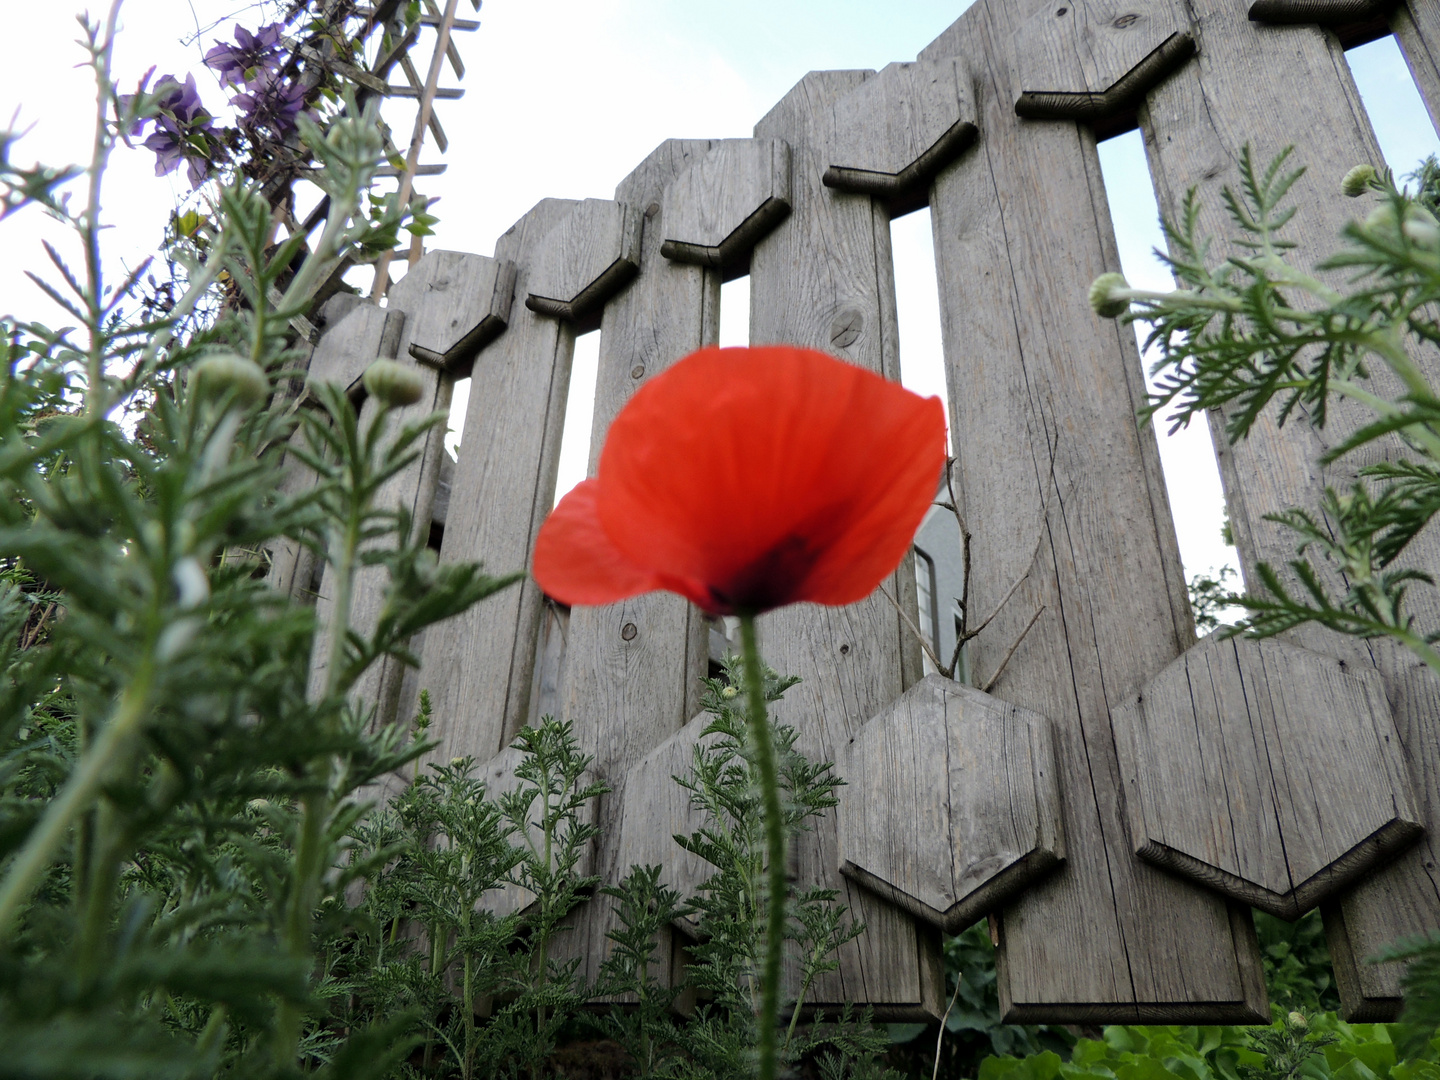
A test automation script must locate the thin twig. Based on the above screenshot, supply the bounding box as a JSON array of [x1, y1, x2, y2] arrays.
[[963, 478, 1057, 646], [980, 605, 1046, 695], [879, 583, 945, 674], [933, 974, 963, 1080]]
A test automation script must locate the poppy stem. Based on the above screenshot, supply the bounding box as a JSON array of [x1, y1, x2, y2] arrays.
[[738, 611, 785, 1080]]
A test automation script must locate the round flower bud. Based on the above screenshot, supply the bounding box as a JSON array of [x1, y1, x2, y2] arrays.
[[192, 353, 268, 407], [1366, 203, 1399, 234], [1089, 272, 1131, 319], [1287, 1010, 1308, 1031], [721, 685, 739, 699], [363, 358, 425, 407], [1341, 164, 1377, 198], [1403, 207, 1440, 248], [449, 756, 466, 768]]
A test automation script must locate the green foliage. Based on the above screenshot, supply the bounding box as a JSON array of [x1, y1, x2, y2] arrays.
[[0, 17, 515, 1079], [1098, 147, 1440, 674], [977, 1013, 1440, 1080], [1188, 565, 1242, 634], [589, 656, 901, 1079], [1256, 911, 1339, 1014], [887, 922, 1075, 1078]]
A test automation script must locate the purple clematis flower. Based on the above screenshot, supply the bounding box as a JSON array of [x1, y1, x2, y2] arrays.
[[232, 69, 311, 137], [130, 74, 215, 188], [204, 23, 285, 90]]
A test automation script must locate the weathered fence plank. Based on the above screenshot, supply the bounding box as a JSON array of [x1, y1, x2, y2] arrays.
[[1138, 0, 1440, 1019], [1113, 637, 1421, 919], [311, 252, 507, 721], [420, 199, 580, 765], [821, 57, 978, 215], [837, 675, 1064, 934], [919, 0, 1267, 1023], [746, 67, 940, 1019], [659, 138, 791, 272], [1393, 0, 1440, 135], [554, 139, 722, 989]]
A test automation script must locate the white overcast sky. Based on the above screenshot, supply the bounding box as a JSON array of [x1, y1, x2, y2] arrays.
[[3, 1, 1437, 591]]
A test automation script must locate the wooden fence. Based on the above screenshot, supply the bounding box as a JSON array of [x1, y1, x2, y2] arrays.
[[273, 0, 1440, 1025]]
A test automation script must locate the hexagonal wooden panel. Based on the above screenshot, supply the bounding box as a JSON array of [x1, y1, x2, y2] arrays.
[[1112, 636, 1423, 919], [822, 58, 978, 215], [611, 711, 723, 939], [525, 198, 643, 325], [399, 250, 516, 376], [1012, 0, 1195, 125], [837, 675, 1064, 933], [659, 138, 792, 273]]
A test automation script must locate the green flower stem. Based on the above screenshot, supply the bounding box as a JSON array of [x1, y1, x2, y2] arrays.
[[738, 612, 785, 1080], [0, 653, 156, 938], [274, 405, 385, 1065]]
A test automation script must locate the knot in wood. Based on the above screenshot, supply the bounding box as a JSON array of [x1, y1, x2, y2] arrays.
[[839, 643, 850, 655], [1112, 13, 1140, 27], [830, 309, 863, 350], [1055, 6, 1068, 15], [630, 363, 646, 380], [620, 622, 638, 641]]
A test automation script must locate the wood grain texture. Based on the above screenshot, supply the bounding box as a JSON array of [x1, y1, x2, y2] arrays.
[[553, 138, 720, 991], [822, 58, 979, 217], [1012, 0, 1194, 131], [659, 138, 792, 273], [1393, 0, 1440, 137], [1138, 0, 1440, 1018], [744, 67, 941, 1020], [919, 0, 1266, 1024], [1113, 636, 1421, 919], [267, 302, 395, 600], [1014, 0, 1191, 95], [837, 674, 1064, 934], [418, 199, 579, 768], [611, 711, 720, 941], [524, 198, 643, 329], [399, 249, 516, 376]]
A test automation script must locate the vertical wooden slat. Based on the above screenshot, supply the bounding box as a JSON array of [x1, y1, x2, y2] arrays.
[[1138, 0, 1440, 1020], [556, 139, 720, 988], [420, 199, 580, 764], [1392, 0, 1440, 135], [746, 68, 940, 1019], [919, 0, 1266, 1023]]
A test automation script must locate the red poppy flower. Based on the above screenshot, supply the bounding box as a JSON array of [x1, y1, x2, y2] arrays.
[[533, 345, 946, 616]]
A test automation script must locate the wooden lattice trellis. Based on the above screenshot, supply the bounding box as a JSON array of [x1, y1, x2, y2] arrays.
[[275, 0, 1440, 1025]]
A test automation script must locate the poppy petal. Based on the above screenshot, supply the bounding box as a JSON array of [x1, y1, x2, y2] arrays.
[[532, 480, 670, 606], [595, 346, 946, 612]]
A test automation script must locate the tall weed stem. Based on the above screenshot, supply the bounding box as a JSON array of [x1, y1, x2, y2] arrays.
[[738, 612, 785, 1080]]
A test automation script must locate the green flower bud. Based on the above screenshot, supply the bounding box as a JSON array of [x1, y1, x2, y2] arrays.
[[1366, 203, 1398, 233], [1341, 164, 1377, 198], [721, 685, 739, 699], [1287, 1010, 1308, 1031], [1089, 272, 1131, 318], [362, 358, 425, 407], [449, 756, 466, 768], [192, 353, 268, 407], [1403, 207, 1439, 248]]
